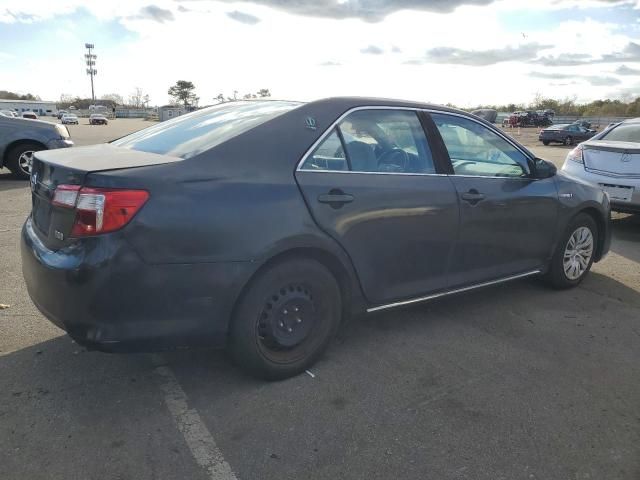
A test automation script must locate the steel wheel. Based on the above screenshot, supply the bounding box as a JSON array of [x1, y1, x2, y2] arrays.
[[229, 258, 341, 380], [563, 226, 594, 280]]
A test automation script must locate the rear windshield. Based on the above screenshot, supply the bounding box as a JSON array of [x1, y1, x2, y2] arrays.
[[600, 123, 640, 143], [112, 100, 302, 159]]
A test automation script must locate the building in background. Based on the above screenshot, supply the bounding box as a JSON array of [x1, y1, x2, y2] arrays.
[[158, 105, 185, 122], [0, 99, 58, 116]]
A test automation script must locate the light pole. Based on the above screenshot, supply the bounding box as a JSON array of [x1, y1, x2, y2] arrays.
[[85, 43, 97, 104]]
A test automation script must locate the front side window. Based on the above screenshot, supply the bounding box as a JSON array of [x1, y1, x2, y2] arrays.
[[431, 113, 529, 178], [113, 100, 302, 159]]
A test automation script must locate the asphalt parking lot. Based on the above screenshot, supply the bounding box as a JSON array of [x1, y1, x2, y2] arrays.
[[1, 120, 639, 480]]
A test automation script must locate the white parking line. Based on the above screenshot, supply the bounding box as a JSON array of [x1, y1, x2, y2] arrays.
[[152, 355, 238, 480]]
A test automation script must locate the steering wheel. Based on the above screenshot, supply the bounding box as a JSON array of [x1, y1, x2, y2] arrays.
[[377, 148, 409, 172]]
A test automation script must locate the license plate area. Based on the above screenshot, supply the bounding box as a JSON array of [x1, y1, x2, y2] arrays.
[[600, 184, 634, 202]]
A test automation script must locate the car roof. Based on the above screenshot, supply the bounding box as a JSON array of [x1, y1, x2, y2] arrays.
[[621, 117, 640, 125]]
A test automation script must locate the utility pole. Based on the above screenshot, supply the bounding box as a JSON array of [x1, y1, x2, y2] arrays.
[[85, 43, 97, 103]]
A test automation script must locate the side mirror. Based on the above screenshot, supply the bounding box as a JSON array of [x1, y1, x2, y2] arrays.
[[534, 158, 557, 179]]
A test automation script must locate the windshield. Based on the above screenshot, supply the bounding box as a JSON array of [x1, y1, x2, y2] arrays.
[[600, 123, 640, 143], [112, 100, 302, 158]]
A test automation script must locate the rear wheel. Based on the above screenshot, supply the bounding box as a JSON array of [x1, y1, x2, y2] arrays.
[[542, 140, 550, 146], [6, 142, 42, 180], [544, 213, 597, 289], [228, 258, 342, 380], [564, 136, 573, 146]]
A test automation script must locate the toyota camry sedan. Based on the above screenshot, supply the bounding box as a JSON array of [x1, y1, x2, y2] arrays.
[[22, 98, 611, 379]]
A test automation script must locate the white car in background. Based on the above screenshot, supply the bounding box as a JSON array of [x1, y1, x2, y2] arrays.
[[61, 113, 79, 125], [563, 118, 640, 214], [0, 109, 18, 118]]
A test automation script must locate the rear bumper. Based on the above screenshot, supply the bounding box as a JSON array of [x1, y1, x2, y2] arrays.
[[562, 161, 640, 213], [21, 217, 252, 352]]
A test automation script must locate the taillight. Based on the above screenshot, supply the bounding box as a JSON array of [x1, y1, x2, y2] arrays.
[[53, 185, 149, 236], [567, 145, 584, 164]]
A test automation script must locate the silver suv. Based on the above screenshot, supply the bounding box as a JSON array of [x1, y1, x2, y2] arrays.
[[0, 116, 73, 179]]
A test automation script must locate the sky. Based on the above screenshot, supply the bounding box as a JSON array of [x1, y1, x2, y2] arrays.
[[0, 0, 639, 107]]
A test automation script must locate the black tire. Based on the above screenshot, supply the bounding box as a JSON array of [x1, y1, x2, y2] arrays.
[[228, 258, 342, 380], [542, 140, 550, 146], [543, 213, 598, 289], [564, 136, 573, 146], [5, 142, 42, 180]]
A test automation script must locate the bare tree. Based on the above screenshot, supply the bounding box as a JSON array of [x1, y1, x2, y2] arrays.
[[101, 93, 124, 105], [129, 87, 145, 108]]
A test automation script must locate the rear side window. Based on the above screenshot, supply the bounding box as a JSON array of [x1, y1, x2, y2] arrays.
[[601, 124, 640, 142], [112, 101, 302, 159], [300, 109, 436, 174], [302, 129, 348, 171]]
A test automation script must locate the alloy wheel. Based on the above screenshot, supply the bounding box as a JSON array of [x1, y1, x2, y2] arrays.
[[18, 151, 34, 175], [563, 226, 594, 280]]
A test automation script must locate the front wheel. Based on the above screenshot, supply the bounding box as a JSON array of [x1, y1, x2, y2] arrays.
[[543, 213, 597, 289], [228, 258, 342, 380], [6, 142, 42, 180], [542, 140, 550, 146]]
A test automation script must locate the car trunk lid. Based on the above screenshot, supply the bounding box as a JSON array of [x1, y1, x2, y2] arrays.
[[583, 141, 640, 176], [30, 144, 181, 250]]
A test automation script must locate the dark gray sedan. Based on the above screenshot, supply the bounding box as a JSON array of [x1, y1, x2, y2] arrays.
[[21, 98, 611, 379], [0, 115, 73, 178], [539, 123, 597, 146]]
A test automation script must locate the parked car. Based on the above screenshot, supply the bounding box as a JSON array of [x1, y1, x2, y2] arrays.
[[61, 114, 79, 125], [0, 115, 73, 179], [562, 117, 639, 214], [22, 98, 611, 379], [471, 109, 497, 123], [0, 109, 18, 118], [539, 124, 597, 146], [57, 110, 68, 119], [89, 114, 108, 125], [571, 120, 592, 130], [21, 111, 38, 120], [505, 111, 552, 128]]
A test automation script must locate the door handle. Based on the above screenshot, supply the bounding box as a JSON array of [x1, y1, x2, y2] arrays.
[[461, 190, 485, 205], [318, 190, 354, 207]]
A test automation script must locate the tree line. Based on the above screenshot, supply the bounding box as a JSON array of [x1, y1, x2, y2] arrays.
[[468, 94, 640, 117], [167, 80, 271, 108], [0, 90, 41, 101]]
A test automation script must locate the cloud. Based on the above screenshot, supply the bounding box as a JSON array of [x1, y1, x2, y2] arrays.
[[533, 53, 592, 67], [615, 64, 640, 75], [319, 61, 342, 66], [530, 71, 621, 86], [391, 45, 402, 53], [202, 0, 632, 22], [177, 5, 190, 12], [226, 10, 260, 24], [360, 45, 384, 55], [129, 5, 175, 23], [533, 42, 640, 66], [421, 43, 551, 66]]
